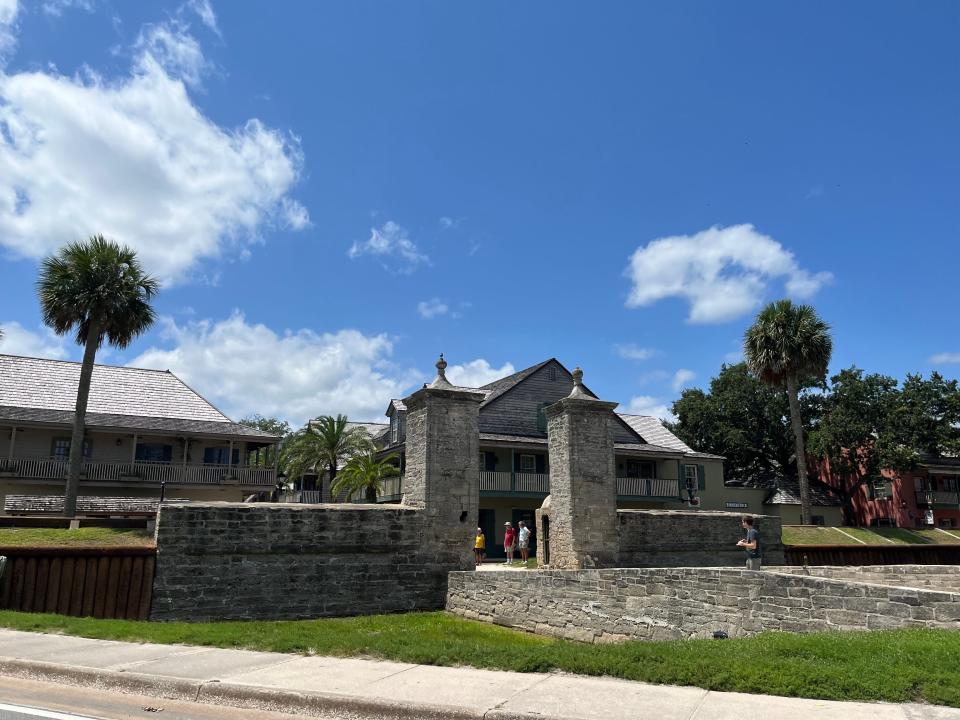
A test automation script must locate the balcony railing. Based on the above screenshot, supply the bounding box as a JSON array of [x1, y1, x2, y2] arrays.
[[915, 490, 960, 507], [616, 477, 681, 498], [0, 455, 276, 486]]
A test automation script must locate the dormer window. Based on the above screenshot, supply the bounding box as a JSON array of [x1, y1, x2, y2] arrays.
[[390, 414, 399, 443]]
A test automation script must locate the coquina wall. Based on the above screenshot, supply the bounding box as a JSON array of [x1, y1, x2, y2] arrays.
[[775, 564, 960, 592], [446, 567, 960, 643], [151, 503, 449, 621], [616, 509, 785, 567]]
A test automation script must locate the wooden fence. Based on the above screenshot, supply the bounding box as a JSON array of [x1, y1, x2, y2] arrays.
[[0, 546, 156, 620], [785, 544, 960, 566]]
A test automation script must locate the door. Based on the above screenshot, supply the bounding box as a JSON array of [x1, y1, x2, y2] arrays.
[[478, 508, 499, 559], [512, 508, 537, 557]]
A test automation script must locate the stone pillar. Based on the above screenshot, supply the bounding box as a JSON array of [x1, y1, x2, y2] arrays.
[[403, 354, 484, 571], [539, 367, 619, 569]]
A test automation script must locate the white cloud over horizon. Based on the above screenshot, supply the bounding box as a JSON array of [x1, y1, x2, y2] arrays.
[[930, 352, 960, 364], [613, 343, 656, 361], [624, 395, 675, 422], [0, 9, 308, 285], [348, 221, 429, 274], [0, 0, 19, 60], [625, 224, 832, 323], [130, 313, 423, 426], [672, 368, 696, 392], [445, 358, 515, 389], [0, 321, 67, 359], [417, 298, 449, 319]]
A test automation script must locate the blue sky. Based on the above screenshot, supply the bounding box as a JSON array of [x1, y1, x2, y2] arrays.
[[0, 0, 957, 425]]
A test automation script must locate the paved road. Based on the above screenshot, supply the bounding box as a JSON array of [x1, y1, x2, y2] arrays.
[[0, 629, 957, 719]]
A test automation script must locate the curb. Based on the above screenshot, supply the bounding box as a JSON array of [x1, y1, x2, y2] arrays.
[[0, 656, 489, 720]]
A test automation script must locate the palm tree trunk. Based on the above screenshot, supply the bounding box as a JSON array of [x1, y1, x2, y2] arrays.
[[365, 484, 377, 503], [785, 373, 812, 525], [328, 462, 337, 502], [64, 319, 101, 518]]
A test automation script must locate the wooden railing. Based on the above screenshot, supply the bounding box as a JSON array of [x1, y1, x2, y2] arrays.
[[0, 456, 275, 486], [0, 546, 156, 619], [479, 471, 513, 492], [514, 472, 549, 493], [616, 477, 680, 498]]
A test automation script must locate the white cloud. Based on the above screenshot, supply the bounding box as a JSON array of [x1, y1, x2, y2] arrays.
[[186, 0, 219, 35], [614, 343, 656, 361], [445, 359, 515, 388], [624, 224, 832, 323], [672, 369, 696, 392], [439, 216, 458, 230], [0, 16, 308, 284], [417, 298, 449, 319], [930, 353, 960, 364], [0, 321, 68, 359], [0, 0, 19, 61], [348, 221, 429, 273], [41, 0, 95, 18], [130, 313, 421, 426], [624, 395, 675, 422]]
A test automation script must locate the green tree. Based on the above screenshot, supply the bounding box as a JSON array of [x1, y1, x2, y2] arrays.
[[281, 415, 372, 500], [38, 236, 159, 517], [808, 368, 909, 524], [744, 300, 832, 524], [331, 451, 400, 503], [892, 372, 960, 458], [670, 363, 807, 483], [240, 415, 292, 468]]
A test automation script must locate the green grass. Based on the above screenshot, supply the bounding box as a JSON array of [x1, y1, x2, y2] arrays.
[[0, 610, 958, 707], [781, 525, 960, 546], [0, 527, 154, 548], [781, 526, 863, 545], [912, 528, 960, 544]]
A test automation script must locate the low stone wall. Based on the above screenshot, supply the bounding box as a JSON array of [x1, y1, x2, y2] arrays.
[[151, 502, 457, 621], [446, 567, 960, 643], [776, 565, 960, 592], [616, 510, 785, 567]]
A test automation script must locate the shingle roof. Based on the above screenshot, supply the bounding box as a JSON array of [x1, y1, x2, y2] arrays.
[[617, 414, 693, 452], [729, 474, 842, 507], [346, 421, 389, 438], [0, 354, 276, 441], [478, 359, 554, 407]]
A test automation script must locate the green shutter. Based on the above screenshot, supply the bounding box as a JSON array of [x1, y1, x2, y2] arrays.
[[536, 403, 547, 433], [678, 461, 684, 498], [698, 464, 706, 491]]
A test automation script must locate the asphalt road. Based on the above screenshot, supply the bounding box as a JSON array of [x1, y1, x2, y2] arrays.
[[0, 676, 312, 720]]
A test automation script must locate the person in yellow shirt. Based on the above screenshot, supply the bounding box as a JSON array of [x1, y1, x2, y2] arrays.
[[474, 527, 486, 567]]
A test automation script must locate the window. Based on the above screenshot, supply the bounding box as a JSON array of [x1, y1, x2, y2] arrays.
[[203, 446, 239, 465], [945, 477, 958, 492], [51, 437, 92, 460], [519, 454, 536, 473], [390, 414, 399, 444], [870, 477, 893, 500], [136, 443, 173, 463], [939, 518, 956, 528], [536, 403, 548, 433], [548, 366, 558, 382], [684, 464, 699, 489]]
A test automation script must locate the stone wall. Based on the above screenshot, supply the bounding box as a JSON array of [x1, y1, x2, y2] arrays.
[[151, 502, 450, 621], [776, 564, 960, 592], [617, 509, 785, 567], [446, 567, 960, 643]]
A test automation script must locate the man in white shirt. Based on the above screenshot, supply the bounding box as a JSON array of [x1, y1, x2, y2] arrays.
[[517, 521, 532, 566]]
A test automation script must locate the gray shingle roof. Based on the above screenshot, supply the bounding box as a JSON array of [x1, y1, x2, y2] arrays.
[[0, 354, 276, 441], [729, 474, 842, 507], [617, 414, 693, 452], [478, 359, 554, 407]]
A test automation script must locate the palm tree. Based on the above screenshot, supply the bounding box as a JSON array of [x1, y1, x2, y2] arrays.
[[281, 415, 372, 500], [331, 452, 400, 503], [37, 236, 159, 517], [744, 299, 832, 524]]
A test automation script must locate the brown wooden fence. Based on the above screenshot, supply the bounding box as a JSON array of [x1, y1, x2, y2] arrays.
[[785, 544, 960, 566], [0, 546, 156, 620]]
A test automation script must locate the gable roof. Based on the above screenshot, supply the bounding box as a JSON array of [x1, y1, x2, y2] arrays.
[[478, 359, 555, 407], [618, 414, 693, 453], [0, 354, 276, 441]]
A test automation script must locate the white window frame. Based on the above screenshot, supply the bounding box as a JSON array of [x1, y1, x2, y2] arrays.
[[519, 454, 536, 473], [684, 464, 698, 488]]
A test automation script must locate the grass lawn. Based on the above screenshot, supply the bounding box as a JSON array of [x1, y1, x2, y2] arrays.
[[781, 526, 864, 545], [913, 528, 960, 544], [0, 610, 958, 707], [781, 525, 960, 546], [0, 527, 154, 548]]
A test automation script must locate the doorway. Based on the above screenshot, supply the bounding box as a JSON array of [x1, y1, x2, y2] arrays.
[[478, 508, 498, 560], [512, 508, 537, 557]]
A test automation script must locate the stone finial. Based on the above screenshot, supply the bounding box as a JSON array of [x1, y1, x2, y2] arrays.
[[567, 366, 592, 400], [427, 353, 454, 389]]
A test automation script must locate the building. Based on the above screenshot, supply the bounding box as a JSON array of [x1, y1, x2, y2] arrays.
[[723, 474, 844, 526], [0, 354, 279, 511], [374, 358, 731, 557], [820, 455, 960, 529]]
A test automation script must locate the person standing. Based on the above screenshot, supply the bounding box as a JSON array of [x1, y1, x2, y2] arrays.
[[474, 527, 486, 567], [503, 521, 516, 564], [737, 515, 762, 570], [517, 520, 531, 566]]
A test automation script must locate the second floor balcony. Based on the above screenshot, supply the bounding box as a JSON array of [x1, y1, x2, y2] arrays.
[[0, 455, 276, 487], [915, 490, 960, 508]]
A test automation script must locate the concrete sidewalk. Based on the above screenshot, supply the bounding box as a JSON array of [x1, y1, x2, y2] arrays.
[[0, 629, 955, 720]]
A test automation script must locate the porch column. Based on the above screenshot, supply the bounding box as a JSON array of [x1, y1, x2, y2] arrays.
[[228, 440, 234, 477], [8, 427, 15, 461], [511, 449, 516, 492], [131, 434, 138, 463], [181, 437, 189, 482]]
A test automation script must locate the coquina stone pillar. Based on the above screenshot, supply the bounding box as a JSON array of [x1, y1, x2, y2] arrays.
[[402, 354, 484, 571], [539, 367, 619, 569]]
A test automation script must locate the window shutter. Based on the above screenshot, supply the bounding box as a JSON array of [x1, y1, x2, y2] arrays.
[[678, 462, 685, 498], [536, 403, 548, 433], [698, 464, 706, 491], [536, 454, 546, 474]]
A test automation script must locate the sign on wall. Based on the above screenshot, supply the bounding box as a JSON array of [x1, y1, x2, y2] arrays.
[[725, 501, 748, 509]]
